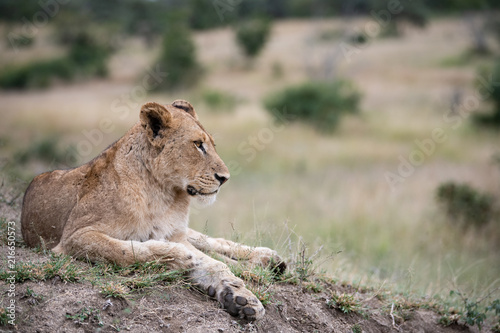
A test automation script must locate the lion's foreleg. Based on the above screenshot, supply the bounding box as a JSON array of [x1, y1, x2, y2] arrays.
[[54, 227, 195, 269], [186, 228, 286, 272], [181, 243, 265, 320]]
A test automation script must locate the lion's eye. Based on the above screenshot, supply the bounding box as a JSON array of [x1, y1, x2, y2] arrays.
[[194, 141, 206, 154]]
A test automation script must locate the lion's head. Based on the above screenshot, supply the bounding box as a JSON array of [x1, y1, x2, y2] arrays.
[[139, 100, 230, 206]]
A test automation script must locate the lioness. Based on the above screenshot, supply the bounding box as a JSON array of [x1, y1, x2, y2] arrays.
[[21, 100, 285, 320]]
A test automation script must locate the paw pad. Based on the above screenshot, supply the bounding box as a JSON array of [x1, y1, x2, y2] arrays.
[[218, 287, 263, 320], [235, 296, 247, 306], [208, 286, 216, 297]]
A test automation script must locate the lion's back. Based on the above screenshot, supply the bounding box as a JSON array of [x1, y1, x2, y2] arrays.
[[21, 167, 86, 249]]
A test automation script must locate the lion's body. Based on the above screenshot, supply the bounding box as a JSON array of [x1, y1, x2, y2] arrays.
[[20, 100, 284, 320]]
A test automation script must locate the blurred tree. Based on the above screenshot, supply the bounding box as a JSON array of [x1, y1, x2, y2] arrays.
[[424, 0, 500, 12], [485, 13, 500, 45], [370, 0, 428, 37], [188, 0, 234, 30], [154, 13, 201, 91], [2, 0, 500, 33], [475, 60, 500, 127], [0, 0, 40, 22], [464, 12, 490, 55], [235, 17, 271, 64], [124, 0, 171, 47], [68, 31, 111, 78]]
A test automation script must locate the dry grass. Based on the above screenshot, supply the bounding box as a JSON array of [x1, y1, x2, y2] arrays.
[[1, 17, 499, 303]]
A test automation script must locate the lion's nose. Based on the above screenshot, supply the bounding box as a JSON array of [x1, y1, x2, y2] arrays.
[[215, 173, 229, 185]]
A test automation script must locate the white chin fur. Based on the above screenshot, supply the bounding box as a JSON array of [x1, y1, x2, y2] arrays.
[[193, 193, 217, 207]]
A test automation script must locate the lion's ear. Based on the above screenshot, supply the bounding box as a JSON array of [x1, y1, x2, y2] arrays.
[[172, 99, 198, 120], [140, 102, 172, 144]]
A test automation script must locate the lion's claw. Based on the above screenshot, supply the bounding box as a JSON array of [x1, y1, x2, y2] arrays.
[[270, 259, 287, 275], [249, 247, 287, 276]]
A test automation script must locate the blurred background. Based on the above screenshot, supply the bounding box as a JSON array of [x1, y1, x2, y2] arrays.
[[1, 0, 499, 302]]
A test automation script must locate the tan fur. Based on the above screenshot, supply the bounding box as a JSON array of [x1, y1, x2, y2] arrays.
[[20, 100, 285, 320]]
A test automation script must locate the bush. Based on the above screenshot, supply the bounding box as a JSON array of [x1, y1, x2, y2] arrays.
[[475, 60, 500, 127], [263, 80, 361, 133], [0, 31, 110, 89], [0, 58, 73, 89], [436, 182, 494, 227], [154, 14, 201, 91], [235, 18, 271, 59]]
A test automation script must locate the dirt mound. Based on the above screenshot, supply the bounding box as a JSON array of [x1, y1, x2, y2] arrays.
[[0, 189, 482, 333], [0, 247, 479, 333]]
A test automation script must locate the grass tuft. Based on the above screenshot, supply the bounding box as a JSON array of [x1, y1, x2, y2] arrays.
[[327, 292, 361, 314], [66, 307, 103, 327], [100, 281, 129, 299]]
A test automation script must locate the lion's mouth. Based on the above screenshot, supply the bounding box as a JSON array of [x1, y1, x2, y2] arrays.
[[187, 186, 218, 196]]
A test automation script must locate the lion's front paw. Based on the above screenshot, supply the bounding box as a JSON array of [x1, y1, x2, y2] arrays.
[[208, 281, 265, 321], [249, 247, 287, 275]]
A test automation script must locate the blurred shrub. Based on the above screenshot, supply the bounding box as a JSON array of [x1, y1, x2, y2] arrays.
[[0, 31, 110, 89], [475, 60, 500, 127], [201, 89, 239, 112], [155, 14, 201, 91], [6, 34, 34, 49], [14, 136, 76, 166], [0, 58, 73, 89], [235, 18, 271, 60], [436, 182, 494, 227], [263, 80, 361, 133], [348, 33, 368, 45]]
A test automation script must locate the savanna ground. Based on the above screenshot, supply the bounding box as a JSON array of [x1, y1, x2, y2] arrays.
[[0, 17, 499, 332]]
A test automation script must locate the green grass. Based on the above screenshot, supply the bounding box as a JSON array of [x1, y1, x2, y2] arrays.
[[0, 253, 81, 283], [0, 307, 8, 326]]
